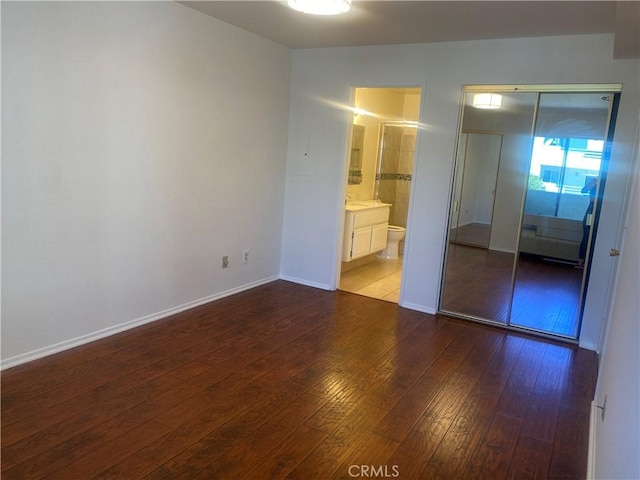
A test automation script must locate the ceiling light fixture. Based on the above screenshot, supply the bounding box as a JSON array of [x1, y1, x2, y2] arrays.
[[472, 93, 502, 109], [287, 0, 351, 15]]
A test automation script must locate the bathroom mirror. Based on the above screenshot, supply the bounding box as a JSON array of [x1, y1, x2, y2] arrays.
[[348, 124, 365, 184], [440, 86, 619, 340]]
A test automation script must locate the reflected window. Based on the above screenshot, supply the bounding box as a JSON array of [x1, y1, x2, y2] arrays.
[[526, 136, 603, 220]]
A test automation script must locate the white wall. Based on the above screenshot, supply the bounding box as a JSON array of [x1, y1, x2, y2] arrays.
[[592, 128, 639, 479], [280, 34, 639, 350], [462, 96, 537, 253], [458, 133, 502, 227], [1, 2, 292, 366]]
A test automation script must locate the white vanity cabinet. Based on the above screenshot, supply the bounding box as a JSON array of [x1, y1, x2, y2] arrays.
[[342, 203, 391, 262]]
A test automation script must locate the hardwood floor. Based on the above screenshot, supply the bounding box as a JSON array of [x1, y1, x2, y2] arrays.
[[441, 243, 514, 322], [450, 222, 492, 248], [511, 255, 583, 337], [1, 280, 597, 479], [441, 244, 583, 338]]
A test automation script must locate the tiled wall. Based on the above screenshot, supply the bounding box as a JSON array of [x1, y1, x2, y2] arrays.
[[376, 126, 415, 228]]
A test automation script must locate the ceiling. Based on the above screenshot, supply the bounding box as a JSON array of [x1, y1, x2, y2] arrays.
[[180, 1, 639, 58]]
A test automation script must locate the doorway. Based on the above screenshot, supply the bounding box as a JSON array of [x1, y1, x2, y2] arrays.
[[449, 131, 503, 248], [338, 87, 421, 303], [440, 86, 620, 341]]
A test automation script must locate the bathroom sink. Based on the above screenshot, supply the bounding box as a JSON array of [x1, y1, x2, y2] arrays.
[[346, 200, 392, 211]]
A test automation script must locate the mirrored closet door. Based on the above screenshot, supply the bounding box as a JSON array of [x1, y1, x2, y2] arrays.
[[440, 86, 619, 340], [449, 131, 503, 249]]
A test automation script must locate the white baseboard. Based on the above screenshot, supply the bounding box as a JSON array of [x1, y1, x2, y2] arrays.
[[279, 275, 333, 291], [587, 399, 598, 480], [399, 301, 437, 315], [280, 277, 438, 317], [489, 246, 516, 254], [1, 276, 279, 370]]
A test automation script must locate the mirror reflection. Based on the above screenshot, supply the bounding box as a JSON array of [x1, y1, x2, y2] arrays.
[[449, 132, 503, 248], [440, 88, 616, 340], [441, 92, 537, 323], [348, 124, 365, 184], [511, 92, 611, 337]]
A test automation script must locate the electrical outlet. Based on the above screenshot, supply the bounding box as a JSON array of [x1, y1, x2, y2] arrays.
[[243, 250, 250, 264], [222, 256, 229, 269]]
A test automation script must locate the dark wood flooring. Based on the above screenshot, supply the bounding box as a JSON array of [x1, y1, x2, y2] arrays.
[[441, 244, 583, 338], [449, 222, 492, 248], [511, 255, 583, 338], [441, 243, 514, 322], [1, 280, 597, 479]]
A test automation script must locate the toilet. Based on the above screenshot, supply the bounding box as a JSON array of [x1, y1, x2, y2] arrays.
[[379, 225, 406, 260]]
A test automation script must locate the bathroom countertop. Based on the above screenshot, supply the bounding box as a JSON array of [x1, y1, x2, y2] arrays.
[[345, 200, 392, 211]]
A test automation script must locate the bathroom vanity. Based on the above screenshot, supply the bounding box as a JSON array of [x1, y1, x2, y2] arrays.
[[342, 201, 391, 262]]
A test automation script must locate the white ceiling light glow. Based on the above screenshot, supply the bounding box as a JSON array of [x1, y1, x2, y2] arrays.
[[472, 93, 503, 109], [287, 0, 351, 15]]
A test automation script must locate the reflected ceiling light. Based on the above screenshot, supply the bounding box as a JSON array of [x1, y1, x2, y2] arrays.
[[472, 93, 502, 109], [287, 0, 351, 15]]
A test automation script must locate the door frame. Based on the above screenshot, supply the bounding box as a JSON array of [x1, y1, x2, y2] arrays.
[[333, 85, 424, 301]]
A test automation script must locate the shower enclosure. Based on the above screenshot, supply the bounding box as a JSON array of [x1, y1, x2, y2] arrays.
[[374, 122, 417, 230]]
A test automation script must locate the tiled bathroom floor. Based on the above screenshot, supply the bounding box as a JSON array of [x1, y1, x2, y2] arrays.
[[339, 256, 403, 303]]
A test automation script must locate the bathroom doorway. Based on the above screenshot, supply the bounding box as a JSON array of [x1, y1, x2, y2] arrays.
[[338, 87, 421, 303]]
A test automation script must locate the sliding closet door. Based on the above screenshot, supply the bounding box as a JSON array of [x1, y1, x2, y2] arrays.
[[449, 132, 502, 248], [510, 92, 615, 338], [440, 86, 620, 342], [440, 92, 537, 324]]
